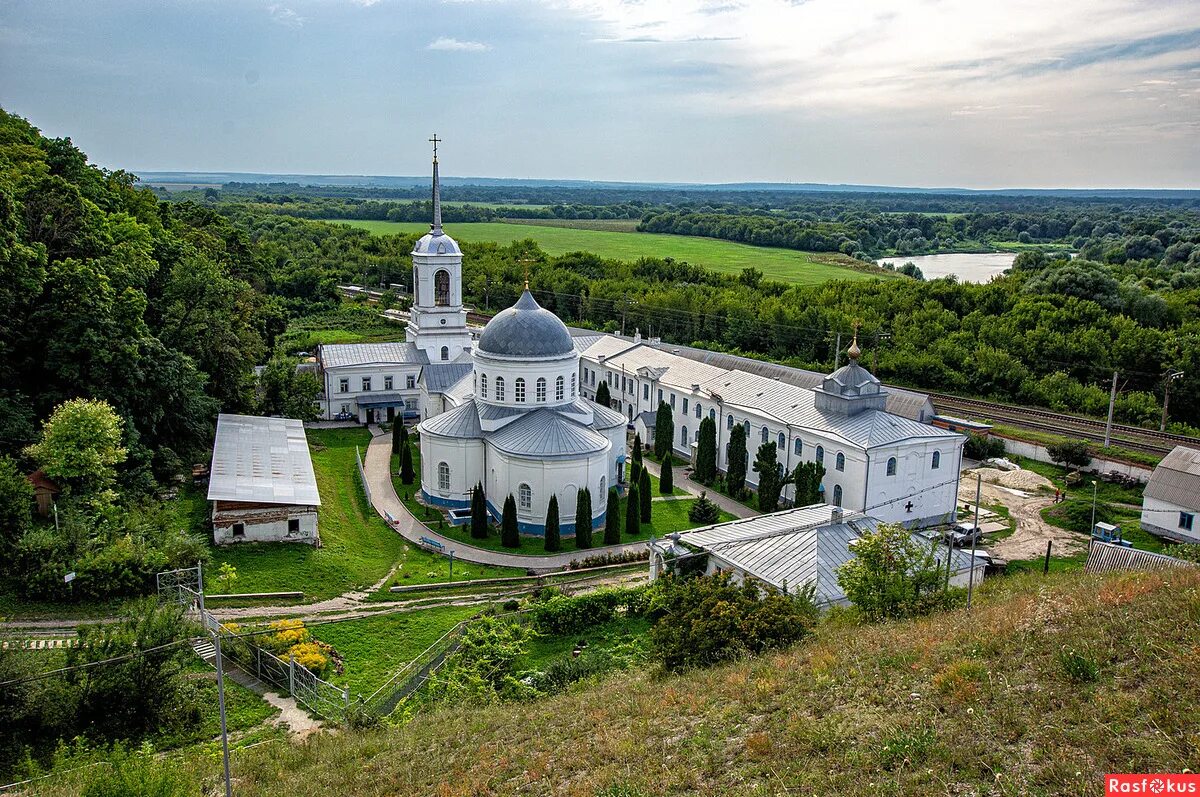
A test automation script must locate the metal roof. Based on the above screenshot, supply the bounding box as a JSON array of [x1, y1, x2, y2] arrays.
[[586, 399, 628, 429], [356, 392, 408, 408], [603, 337, 933, 421], [421, 363, 474, 394], [421, 400, 483, 439], [487, 409, 610, 459], [703, 370, 958, 449], [320, 342, 427, 369], [584, 341, 727, 391], [207, 414, 320, 506], [1145, 445, 1200, 508], [679, 504, 974, 605], [478, 290, 576, 357]]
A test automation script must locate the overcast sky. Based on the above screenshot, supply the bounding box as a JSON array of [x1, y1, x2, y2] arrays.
[[1, 0, 1198, 188]]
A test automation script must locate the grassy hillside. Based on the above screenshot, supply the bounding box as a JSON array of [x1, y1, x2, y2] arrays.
[[335, 220, 882, 285], [51, 568, 1200, 795]]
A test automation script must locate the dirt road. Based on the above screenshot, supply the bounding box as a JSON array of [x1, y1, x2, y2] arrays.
[[960, 476, 1089, 561]]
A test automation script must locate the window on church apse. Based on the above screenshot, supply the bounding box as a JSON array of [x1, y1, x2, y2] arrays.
[[434, 269, 450, 306]]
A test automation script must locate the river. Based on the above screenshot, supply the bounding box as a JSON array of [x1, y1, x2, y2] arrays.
[[875, 252, 1016, 283]]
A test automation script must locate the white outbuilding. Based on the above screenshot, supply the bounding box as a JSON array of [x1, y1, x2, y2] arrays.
[[1140, 445, 1200, 543], [207, 414, 321, 545]]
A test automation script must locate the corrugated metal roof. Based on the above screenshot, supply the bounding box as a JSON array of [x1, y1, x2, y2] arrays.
[[207, 414, 320, 506], [476, 402, 527, 422], [571, 332, 606, 352], [320, 342, 427, 369], [421, 400, 483, 439], [679, 504, 974, 605], [588, 344, 728, 391], [487, 409, 610, 459], [587, 399, 628, 429], [703, 370, 958, 449], [603, 337, 933, 421], [356, 392, 408, 408], [1146, 445, 1200, 508], [422, 363, 474, 393]]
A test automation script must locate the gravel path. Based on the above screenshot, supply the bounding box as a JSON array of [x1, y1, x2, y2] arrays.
[[960, 475, 1089, 561]]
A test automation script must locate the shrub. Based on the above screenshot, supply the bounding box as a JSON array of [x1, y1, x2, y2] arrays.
[[694, 416, 717, 484], [726, 424, 748, 498], [660, 455, 673, 494], [470, 482, 488, 540], [1047, 440, 1092, 468], [639, 467, 652, 523], [399, 441, 415, 485], [835, 523, 944, 620], [625, 482, 641, 537], [654, 402, 673, 459], [688, 492, 721, 524], [574, 487, 593, 549], [604, 490, 620, 545], [649, 573, 817, 671], [501, 494, 519, 548], [81, 744, 190, 797], [530, 586, 650, 635], [544, 495, 561, 552], [567, 549, 650, 570], [1163, 543, 1200, 563], [964, 432, 1005, 461]]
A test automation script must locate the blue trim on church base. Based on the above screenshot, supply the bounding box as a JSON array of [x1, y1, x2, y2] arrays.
[[420, 489, 469, 511], [481, 498, 605, 538]]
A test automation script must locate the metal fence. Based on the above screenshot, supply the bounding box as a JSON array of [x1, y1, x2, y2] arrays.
[[355, 444, 372, 507], [1085, 541, 1197, 574], [157, 566, 350, 721]]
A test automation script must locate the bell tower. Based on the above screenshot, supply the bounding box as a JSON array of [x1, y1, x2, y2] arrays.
[[406, 135, 472, 362]]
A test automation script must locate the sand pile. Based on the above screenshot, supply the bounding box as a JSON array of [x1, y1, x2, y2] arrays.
[[966, 467, 1054, 492]]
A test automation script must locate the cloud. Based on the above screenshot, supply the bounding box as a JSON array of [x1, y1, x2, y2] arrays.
[[427, 36, 491, 51], [267, 4, 305, 27]]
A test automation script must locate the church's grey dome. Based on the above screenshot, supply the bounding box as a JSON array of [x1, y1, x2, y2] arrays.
[[478, 290, 574, 357], [412, 230, 461, 256]]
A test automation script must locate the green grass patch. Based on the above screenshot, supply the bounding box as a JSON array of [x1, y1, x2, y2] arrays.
[[499, 218, 641, 232], [311, 605, 484, 698], [204, 428, 520, 602], [519, 615, 651, 672], [1013, 456, 1145, 505], [334, 220, 883, 286], [991, 425, 1162, 468]]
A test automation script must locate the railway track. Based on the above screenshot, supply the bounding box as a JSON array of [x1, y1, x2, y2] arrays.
[[931, 393, 1199, 458]]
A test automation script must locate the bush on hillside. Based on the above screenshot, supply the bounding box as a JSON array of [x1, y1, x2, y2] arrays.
[[649, 573, 817, 671], [530, 586, 650, 636]]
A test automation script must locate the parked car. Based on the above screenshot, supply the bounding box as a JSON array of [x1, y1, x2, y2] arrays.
[[948, 522, 983, 548]]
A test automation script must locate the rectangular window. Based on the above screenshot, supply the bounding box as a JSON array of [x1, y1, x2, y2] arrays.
[[643, 384, 649, 401], [406, 375, 416, 390], [361, 377, 372, 392], [384, 376, 393, 391], [1182, 512, 1196, 532], [682, 398, 688, 414], [670, 393, 676, 408], [658, 388, 663, 404], [695, 403, 701, 419], [339, 378, 349, 393], [288, 518, 300, 535], [232, 523, 245, 537]]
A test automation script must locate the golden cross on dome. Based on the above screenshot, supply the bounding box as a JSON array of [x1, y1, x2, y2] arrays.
[[518, 257, 535, 290], [429, 134, 441, 161]]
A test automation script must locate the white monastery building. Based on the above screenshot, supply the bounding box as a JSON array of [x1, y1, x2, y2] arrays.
[[1140, 445, 1200, 543], [207, 414, 321, 545], [318, 144, 966, 537]]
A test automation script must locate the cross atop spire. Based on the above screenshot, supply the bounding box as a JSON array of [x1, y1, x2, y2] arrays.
[[429, 134, 442, 234]]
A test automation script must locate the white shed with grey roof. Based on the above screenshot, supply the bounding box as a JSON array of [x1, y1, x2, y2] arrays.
[[207, 414, 321, 546], [1141, 445, 1200, 543], [654, 504, 981, 607]]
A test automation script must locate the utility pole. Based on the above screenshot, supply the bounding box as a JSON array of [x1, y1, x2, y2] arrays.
[[1090, 480, 1099, 535], [198, 572, 233, 797], [833, 330, 842, 370], [1103, 371, 1118, 448], [967, 473, 981, 610], [621, 293, 628, 337], [1161, 369, 1184, 431], [872, 331, 892, 373]]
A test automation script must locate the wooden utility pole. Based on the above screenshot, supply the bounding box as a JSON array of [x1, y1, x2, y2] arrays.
[[1161, 369, 1184, 431], [1103, 371, 1118, 448]]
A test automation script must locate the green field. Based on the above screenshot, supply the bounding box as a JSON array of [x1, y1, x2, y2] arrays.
[[335, 220, 882, 285]]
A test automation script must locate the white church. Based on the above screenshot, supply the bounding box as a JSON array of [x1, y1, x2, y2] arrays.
[[317, 143, 966, 538], [408, 148, 626, 535]]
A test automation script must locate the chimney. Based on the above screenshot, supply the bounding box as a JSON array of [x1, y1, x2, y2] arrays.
[[830, 506, 843, 523], [633, 328, 642, 344]]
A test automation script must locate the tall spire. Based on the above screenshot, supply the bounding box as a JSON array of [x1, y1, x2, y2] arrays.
[[429, 133, 442, 235]]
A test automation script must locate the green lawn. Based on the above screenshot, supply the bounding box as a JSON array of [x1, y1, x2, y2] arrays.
[[518, 615, 651, 672], [334, 220, 883, 285], [204, 428, 520, 602], [311, 604, 484, 698], [1013, 456, 1145, 506]]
